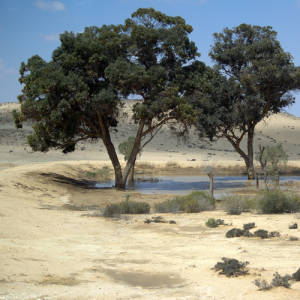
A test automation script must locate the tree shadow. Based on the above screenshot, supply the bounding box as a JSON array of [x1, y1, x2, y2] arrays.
[[39, 172, 97, 189]]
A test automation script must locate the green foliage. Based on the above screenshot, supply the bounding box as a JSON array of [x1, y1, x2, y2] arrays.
[[190, 23, 300, 178], [214, 257, 249, 277], [15, 8, 200, 189], [256, 143, 288, 176], [118, 136, 136, 161], [155, 191, 215, 213], [222, 196, 254, 215], [205, 218, 224, 228], [103, 199, 150, 217], [226, 228, 245, 238], [257, 190, 300, 214]]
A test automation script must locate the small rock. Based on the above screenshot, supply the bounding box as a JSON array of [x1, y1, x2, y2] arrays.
[[169, 220, 176, 224]]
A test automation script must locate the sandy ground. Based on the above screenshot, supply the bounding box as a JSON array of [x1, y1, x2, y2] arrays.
[[1, 103, 300, 299]]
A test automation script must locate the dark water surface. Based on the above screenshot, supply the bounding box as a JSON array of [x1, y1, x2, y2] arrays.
[[95, 175, 300, 195]]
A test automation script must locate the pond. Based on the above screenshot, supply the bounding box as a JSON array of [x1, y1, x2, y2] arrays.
[[95, 175, 300, 196]]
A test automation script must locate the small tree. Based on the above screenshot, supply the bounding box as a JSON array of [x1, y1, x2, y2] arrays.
[[256, 144, 288, 189]]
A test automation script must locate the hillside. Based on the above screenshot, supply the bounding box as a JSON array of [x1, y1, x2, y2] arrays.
[[1, 102, 300, 169]]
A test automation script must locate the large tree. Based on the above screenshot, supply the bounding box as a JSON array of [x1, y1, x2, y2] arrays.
[[14, 8, 199, 189], [191, 24, 300, 179]]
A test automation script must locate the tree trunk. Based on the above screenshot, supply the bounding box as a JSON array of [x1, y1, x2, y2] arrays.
[[247, 126, 255, 179], [123, 121, 145, 184], [264, 171, 268, 190], [128, 158, 136, 185], [98, 113, 125, 189], [275, 175, 280, 188], [209, 174, 214, 197], [104, 138, 125, 189]]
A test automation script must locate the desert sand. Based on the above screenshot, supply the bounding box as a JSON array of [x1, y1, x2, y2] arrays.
[[1, 102, 300, 299]]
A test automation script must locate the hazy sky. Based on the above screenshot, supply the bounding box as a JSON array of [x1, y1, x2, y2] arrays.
[[1, 0, 300, 115]]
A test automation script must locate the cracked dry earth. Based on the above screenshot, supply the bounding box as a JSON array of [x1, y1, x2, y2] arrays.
[[1, 161, 300, 299]]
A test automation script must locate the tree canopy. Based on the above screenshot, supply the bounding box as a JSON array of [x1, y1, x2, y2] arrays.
[[15, 8, 199, 189], [191, 24, 300, 178]]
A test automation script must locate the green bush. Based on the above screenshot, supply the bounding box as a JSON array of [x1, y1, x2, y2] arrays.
[[120, 199, 150, 214], [222, 196, 254, 215], [154, 191, 215, 213], [214, 257, 249, 277], [103, 203, 121, 217], [206, 218, 224, 228], [103, 199, 150, 217], [257, 191, 300, 214], [154, 199, 181, 213]]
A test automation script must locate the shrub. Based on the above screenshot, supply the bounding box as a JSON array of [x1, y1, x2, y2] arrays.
[[103, 199, 150, 217], [103, 203, 121, 217], [222, 196, 254, 215], [155, 191, 215, 213], [226, 228, 245, 238], [254, 279, 272, 291], [293, 268, 300, 281], [254, 229, 269, 239], [289, 223, 298, 229], [154, 199, 181, 213], [254, 272, 293, 290], [206, 218, 224, 228], [243, 223, 255, 230], [214, 257, 249, 277], [120, 199, 150, 214], [257, 190, 300, 214], [271, 272, 292, 288]]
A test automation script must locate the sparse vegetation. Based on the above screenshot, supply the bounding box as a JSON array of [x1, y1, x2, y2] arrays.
[[154, 191, 215, 213], [222, 196, 254, 215], [85, 167, 111, 181], [254, 272, 293, 290], [144, 216, 176, 224], [226, 225, 280, 239], [257, 190, 300, 214], [226, 228, 245, 238], [103, 197, 150, 217], [289, 223, 298, 229], [214, 257, 249, 277], [293, 268, 300, 281], [205, 218, 225, 228], [243, 223, 255, 230]]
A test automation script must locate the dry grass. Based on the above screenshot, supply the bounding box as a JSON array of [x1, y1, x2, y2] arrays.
[[37, 274, 82, 286]]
